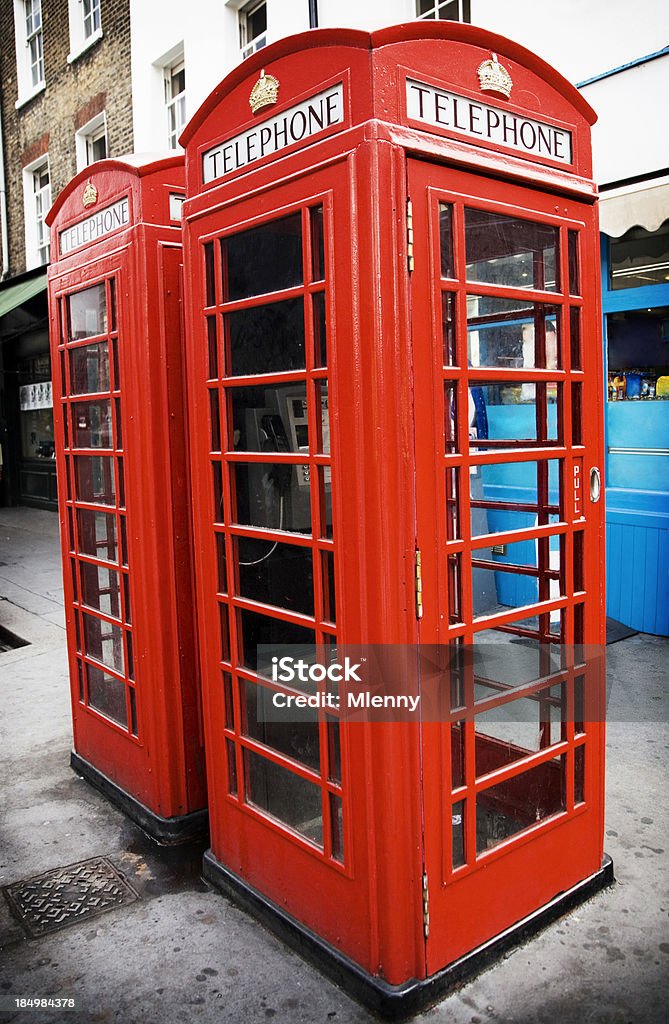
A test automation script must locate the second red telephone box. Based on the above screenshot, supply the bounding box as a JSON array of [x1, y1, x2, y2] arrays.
[[46, 157, 206, 842], [181, 22, 612, 1013]]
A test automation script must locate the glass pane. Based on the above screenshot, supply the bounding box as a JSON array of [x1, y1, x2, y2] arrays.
[[451, 722, 464, 788], [230, 383, 308, 452], [212, 461, 224, 524], [465, 209, 559, 291], [207, 317, 218, 379], [330, 793, 344, 862], [311, 205, 325, 282], [68, 284, 107, 339], [442, 291, 456, 366], [244, 749, 323, 847], [226, 298, 305, 376], [233, 462, 311, 534], [476, 756, 565, 853], [439, 203, 454, 278], [71, 400, 112, 448], [468, 382, 559, 450], [568, 230, 580, 295], [226, 738, 238, 796], [222, 213, 303, 302], [223, 672, 235, 729], [216, 532, 227, 594], [239, 609, 315, 672], [75, 455, 116, 505], [452, 800, 465, 868], [475, 685, 564, 776], [77, 509, 117, 561], [470, 459, 560, 538], [82, 612, 125, 674], [467, 297, 559, 369], [80, 562, 121, 618], [243, 680, 320, 771], [316, 382, 329, 455], [236, 537, 314, 616], [327, 717, 341, 783], [570, 307, 581, 371], [69, 343, 110, 395], [321, 550, 336, 623], [204, 242, 216, 306], [210, 390, 221, 452], [87, 664, 127, 726], [313, 292, 327, 368]]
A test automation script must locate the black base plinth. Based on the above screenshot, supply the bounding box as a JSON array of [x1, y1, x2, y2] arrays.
[[71, 751, 208, 846], [202, 849, 614, 1020]]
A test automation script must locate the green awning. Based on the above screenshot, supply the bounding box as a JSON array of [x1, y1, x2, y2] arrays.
[[0, 272, 48, 318]]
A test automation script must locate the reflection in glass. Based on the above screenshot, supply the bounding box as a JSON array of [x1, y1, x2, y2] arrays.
[[222, 213, 303, 302], [311, 205, 325, 282], [244, 748, 323, 846], [87, 664, 127, 726], [439, 203, 454, 278], [69, 343, 110, 395], [239, 609, 315, 672], [330, 793, 344, 863], [465, 209, 558, 291], [68, 284, 107, 339], [243, 680, 320, 771], [71, 400, 112, 448], [318, 467, 333, 540], [226, 297, 305, 376], [80, 562, 121, 618], [442, 291, 456, 365], [469, 459, 561, 538], [468, 382, 559, 450], [233, 462, 311, 534], [83, 612, 125, 674], [77, 509, 117, 561], [75, 455, 116, 505], [236, 537, 314, 616], [313, 292, 327, 367], [568, 231, 580, 295], [467, 296, 559, 369], [474, 686, 563, 776], [452, 800, 465, 868], [476, 756, 565, 853], [230, 383, 308, 452]]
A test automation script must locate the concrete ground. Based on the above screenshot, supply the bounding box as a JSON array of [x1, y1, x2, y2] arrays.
[[0, 506, 667, 1024]]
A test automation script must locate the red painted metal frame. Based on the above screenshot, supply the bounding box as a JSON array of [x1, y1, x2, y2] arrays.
[[182, 24, 603, 984], [46, 158, 206, 821]]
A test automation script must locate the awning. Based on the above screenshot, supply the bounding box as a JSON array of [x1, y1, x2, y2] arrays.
[[0, 271, 48, 318], [599, 177, 669, 238]]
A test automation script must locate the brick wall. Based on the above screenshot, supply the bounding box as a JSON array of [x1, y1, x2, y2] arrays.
[[0, 0, 132, 276]]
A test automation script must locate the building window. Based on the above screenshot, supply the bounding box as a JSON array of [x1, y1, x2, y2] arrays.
[[13, 0, 45, 105], [82, 0, 101, 40], [75, 113, 108, 171], [23, 157, 51, 268], [165, 62, 186, 150], [67, 0, 103, 62], [239, 0, 267, 60], [416, 0, 471, 22]]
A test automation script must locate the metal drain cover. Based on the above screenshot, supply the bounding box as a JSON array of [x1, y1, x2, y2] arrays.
[[3, 857, 139, 938]]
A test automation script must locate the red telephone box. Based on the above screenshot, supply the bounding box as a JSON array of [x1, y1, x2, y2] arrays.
[[46, 157, 206, 842], [181, 24, 611, 1012]]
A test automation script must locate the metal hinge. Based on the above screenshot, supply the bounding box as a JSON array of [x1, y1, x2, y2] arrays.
[[422, 871, 430, 938], [406, 198, 414, 272], [415, 549, 423, 619]]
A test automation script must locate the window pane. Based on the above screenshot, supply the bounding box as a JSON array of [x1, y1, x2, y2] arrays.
[[233, 462, 311, 534], [439, 203, 454, 278], [71, 399, 112, 448], [69, 343, 110, 395], [237, 538, 314, 616], [230, 383, 308, 452], [243, 680, 320, 771], [222, 213, 302, 302], [476, 756, 565, 853], [468, 381, 559, 450], [238, 609, 315, 672], [244, 748, 323, 847], [80, 562, 121, 618], [77, 509, 117, 561], [610, 220, 669, 290], [87, 664, 127, 726], [467, 296, 559, 369], [465, 209, 559, 291], [75, 455, 116, 505], [82, 612, 125, 674], [226, 298, 305, 376], [68, 284, 107, 339]]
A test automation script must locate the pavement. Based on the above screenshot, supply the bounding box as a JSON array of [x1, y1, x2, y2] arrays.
[[0, 506, 667, 1024]]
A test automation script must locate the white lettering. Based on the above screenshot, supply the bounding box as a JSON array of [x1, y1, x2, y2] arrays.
[[59, 196, 130, 255], [202, 83, 345, 184], [405, 78, 572, 165]]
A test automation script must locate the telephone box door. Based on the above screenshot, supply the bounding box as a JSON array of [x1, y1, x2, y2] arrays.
[[408, 159, 606, 971]]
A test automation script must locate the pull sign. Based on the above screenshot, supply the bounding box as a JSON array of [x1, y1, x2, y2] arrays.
[[573, 459, 584, 519], [406, 198, 414, 273]]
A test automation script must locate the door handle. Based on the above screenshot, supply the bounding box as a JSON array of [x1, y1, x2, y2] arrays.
[[590, 466, 601, 503]]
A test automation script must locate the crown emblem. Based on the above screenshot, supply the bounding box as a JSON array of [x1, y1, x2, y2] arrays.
[[477, 53, 513, 99], [82, 181, 98, 208], [249, 70, 279, 114]]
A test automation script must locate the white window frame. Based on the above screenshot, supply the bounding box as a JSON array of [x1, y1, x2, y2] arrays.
[[415, 0, 470, 22], [13, 0, 45, 109], [23, 155, 51, 269], [67, 0, 103, 64], [239, 0, 267, 60], [164, 60, 186, 151], [75, 112, 108, 171]]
